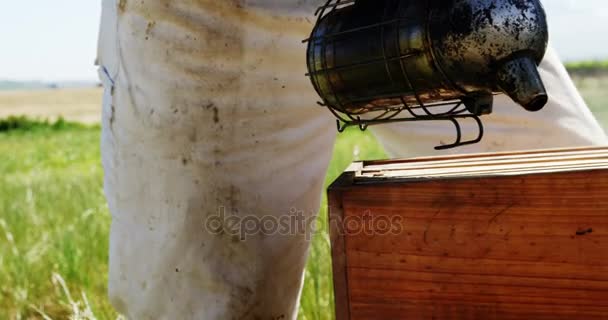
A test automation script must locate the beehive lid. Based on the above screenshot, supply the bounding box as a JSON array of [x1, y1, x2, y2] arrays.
[[350, 146, 608, 182]]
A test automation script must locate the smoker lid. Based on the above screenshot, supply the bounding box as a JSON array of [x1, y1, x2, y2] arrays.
[[348, 147, 608, 183]]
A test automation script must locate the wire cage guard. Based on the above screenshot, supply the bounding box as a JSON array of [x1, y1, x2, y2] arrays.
[[304, 0, 549, 150], [304, 0, 484, 150]]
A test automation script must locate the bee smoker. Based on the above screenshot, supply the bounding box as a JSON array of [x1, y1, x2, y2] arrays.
[[305, 0, 549, 149]]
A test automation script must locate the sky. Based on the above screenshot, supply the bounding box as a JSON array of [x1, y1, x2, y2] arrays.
[[0, 0, 607, 82]]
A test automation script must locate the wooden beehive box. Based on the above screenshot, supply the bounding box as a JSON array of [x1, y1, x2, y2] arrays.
[[328, 147, 608, 320]]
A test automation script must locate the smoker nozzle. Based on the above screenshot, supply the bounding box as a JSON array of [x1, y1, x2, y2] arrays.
[[497, 56, 548, 112]]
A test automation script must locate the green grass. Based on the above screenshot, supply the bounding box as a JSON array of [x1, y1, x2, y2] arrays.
[[0, 117, 386, 319], [0, 116, 89, 132], [1, 77, 607, 319], [299, 130, 386, 320], [0, 120, 113, 319], [0, 119, 114, 319], [565, 60, 608, 72]]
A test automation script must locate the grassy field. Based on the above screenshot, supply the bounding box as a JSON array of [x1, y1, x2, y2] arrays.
[[0, 75, 607, 319], [566, 60, 608, 73], [0, 119, 113, 319], [0, 114, 386, 319]]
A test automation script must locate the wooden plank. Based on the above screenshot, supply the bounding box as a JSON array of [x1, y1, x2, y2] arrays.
[[358, 162, 608, 180], [362, 146, 608, 168], [347, 251, 608, 281], [344, 171, 608, 264], [349, 301, 608, 320], [362, 148, 608, 172], [348, 268, 608, 304], [361, 152, 608, 173], [328, 148, 608, 319], [357, 147, 608, 180], [328, 172, 355, 320]]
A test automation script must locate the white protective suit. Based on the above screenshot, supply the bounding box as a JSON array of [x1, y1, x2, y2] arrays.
[[96, 0, 607, 319]]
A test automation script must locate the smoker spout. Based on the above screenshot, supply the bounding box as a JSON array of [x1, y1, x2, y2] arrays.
[[497, 56, 548, 112]]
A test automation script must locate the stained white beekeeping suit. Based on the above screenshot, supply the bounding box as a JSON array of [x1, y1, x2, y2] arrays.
[[97, 0, 607, 319]]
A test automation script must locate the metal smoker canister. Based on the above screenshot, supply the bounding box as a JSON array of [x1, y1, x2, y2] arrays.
[[306, 0, 549, 120]]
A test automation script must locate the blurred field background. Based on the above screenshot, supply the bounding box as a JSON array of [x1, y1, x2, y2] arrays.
[[0, 64, 607, 319]]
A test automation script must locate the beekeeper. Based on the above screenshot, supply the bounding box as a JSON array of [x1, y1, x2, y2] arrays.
[[96, 0, 607, 319]]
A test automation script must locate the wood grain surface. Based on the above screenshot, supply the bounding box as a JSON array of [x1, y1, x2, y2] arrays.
[[328, 147, 608, 319]]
